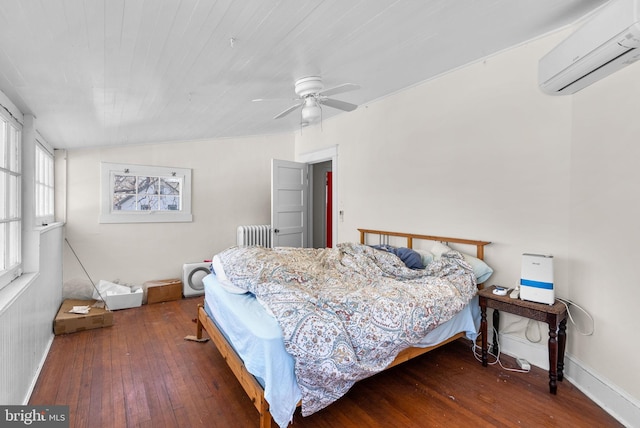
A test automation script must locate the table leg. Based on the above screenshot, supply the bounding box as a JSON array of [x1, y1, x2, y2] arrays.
[[557, 318, 567, 382], [480, 298, 488, 367], [548, 319, 558, 394], [491, 309, 500, 356]]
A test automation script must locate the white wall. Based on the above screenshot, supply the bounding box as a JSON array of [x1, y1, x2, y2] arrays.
[[295, 31, 639, 423], [568, 58, 640, 419], [62, 134, 293, 288]]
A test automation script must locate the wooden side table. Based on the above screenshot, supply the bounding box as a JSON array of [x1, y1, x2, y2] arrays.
[[478, 285, 568, 394]]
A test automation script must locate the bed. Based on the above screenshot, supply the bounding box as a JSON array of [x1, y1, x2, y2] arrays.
[[196, 229, 491, 428]]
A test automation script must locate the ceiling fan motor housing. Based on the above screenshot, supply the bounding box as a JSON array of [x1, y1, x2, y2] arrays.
[[295, 76, 324, 97]]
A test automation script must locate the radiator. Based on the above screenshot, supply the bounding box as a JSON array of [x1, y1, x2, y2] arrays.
[[237, 225, 272, 247]]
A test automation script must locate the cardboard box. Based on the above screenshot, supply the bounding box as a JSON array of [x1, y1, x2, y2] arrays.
[[104, 287, 143, 310], [146, 278, 183, 304], [54, 299, 114, 335]]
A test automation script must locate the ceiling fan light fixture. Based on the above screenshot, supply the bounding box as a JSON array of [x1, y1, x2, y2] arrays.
[[301, 98, 321, 122]]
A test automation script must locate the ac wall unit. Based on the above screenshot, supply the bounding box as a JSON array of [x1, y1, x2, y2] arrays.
[[539, 0, 640, 95]]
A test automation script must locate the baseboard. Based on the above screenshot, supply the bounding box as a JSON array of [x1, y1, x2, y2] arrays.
[[564, 354, 640, 428], [499, 333, 639, 427], [22, 333, 55, 405]]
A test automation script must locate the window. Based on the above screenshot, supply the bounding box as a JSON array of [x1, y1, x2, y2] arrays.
[[100, 162, 192, 223], [0, 114, 22, 289], [35, 141, 54, 225]]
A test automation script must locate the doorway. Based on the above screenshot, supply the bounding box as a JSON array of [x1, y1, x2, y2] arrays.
[[311, 160, 332, 248], [271, 156, 334, 249], [291, 145, 338, 248]]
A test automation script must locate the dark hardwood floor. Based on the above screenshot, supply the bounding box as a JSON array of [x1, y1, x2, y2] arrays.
[[30, 296, 622, 427]]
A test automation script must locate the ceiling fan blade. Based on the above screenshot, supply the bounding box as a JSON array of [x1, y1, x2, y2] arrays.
[[253, 97, 299, 103], [320, 98, 358, 112], [273, 102, 303, 119], [319, 83, 360, 97]]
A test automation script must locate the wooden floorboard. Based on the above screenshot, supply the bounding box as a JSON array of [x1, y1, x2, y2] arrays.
[[30, 296, 623, 427]]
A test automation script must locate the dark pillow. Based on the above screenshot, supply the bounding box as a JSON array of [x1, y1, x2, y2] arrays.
[[394, 247, 425, 270], [371, 245, 425, 269]]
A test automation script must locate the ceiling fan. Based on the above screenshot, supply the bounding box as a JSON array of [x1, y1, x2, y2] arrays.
[[253, 76, 360, 124]]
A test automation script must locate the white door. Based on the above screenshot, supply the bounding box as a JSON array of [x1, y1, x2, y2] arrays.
[[271, 159, 308, 247]]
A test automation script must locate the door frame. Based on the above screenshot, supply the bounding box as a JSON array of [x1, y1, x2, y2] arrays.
[[297, 145, 338, 247]]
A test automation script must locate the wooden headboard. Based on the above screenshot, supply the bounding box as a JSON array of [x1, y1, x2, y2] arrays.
[[358, 228, 491, 260]]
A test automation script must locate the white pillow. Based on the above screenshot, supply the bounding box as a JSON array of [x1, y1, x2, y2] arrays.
[[210, 255, 227, 280], [430, 242, 453, 259], [430, 242, 494, 284], [415, 249, 434, 267], [211, 254, 247, 294]]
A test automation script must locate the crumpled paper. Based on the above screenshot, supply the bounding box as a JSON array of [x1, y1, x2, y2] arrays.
[[68, 305, 90, 314]]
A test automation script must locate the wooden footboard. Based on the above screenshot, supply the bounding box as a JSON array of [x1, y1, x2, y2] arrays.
[[387, 332, 466, 369], [197, 304, 468, 428], [197, 304, 273, 428]]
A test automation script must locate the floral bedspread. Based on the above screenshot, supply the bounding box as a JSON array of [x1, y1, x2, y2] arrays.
[[216, 242, 477, 416]]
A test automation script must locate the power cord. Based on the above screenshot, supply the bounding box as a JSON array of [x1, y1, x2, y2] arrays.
[[556, 297, 594, 336], [521, 297, 594, 341], [65, 238, 110, 310], [525, 319, 542, 343], [471, 328, 530, 374], [506, 283, 595, 341]]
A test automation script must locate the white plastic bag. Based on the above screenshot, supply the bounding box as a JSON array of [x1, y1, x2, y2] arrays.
[[92, 280, 134, 301]]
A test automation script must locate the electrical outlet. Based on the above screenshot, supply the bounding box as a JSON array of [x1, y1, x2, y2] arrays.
[[516, 358, 531, 371]]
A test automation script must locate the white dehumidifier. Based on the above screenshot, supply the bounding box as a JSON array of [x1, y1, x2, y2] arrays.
[[520, 253, 555, 305], [182, 262, 210, 297]]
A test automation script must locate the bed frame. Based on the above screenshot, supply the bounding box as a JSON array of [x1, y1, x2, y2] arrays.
[[196, 229, 490, 428]]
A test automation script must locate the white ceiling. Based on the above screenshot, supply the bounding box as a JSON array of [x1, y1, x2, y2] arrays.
[[0, 0, 606, 149]]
